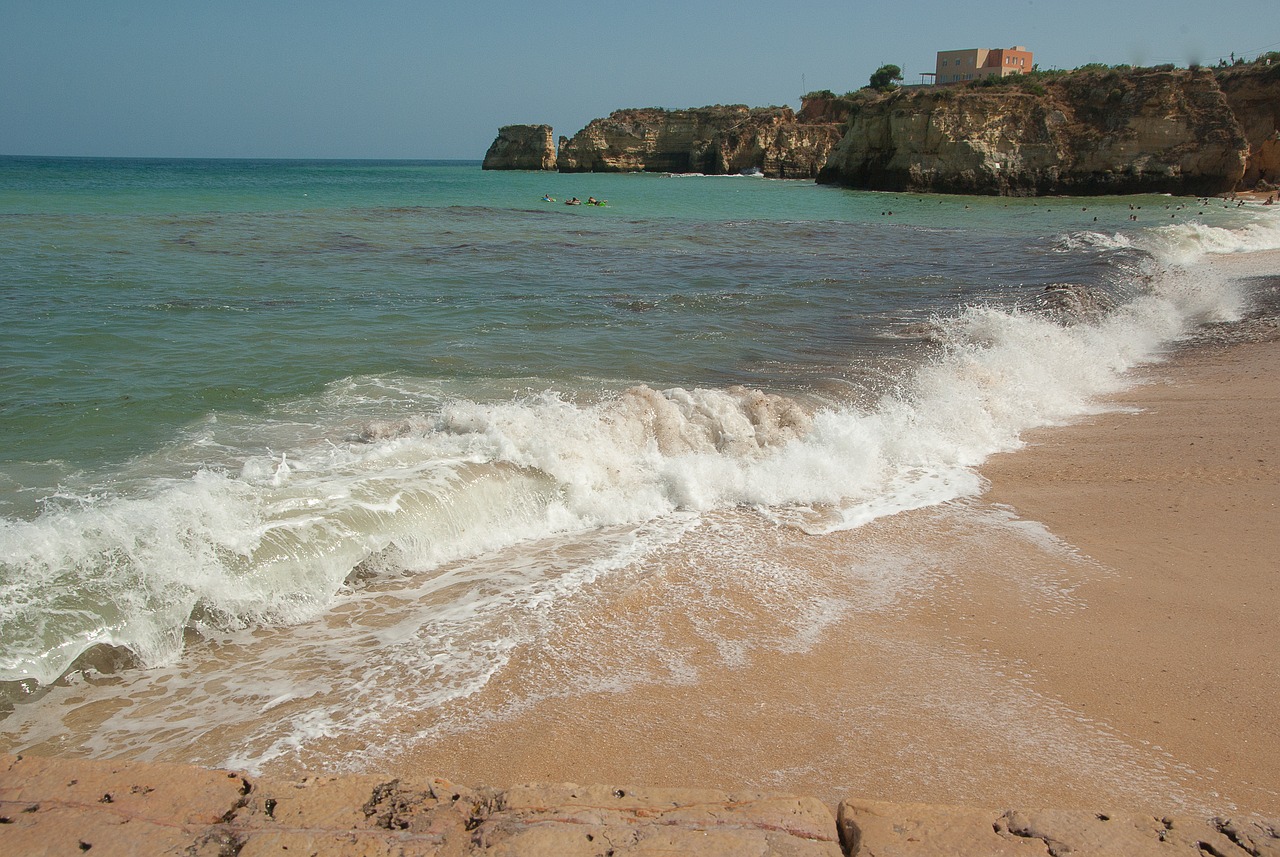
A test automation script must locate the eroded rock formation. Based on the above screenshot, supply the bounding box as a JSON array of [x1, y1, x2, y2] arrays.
[[4, 753, 1279, 856], [476, 95, 855, 179], [1216, 64, 1280, 188], [482, 124, 557, 171], [553, 95, 849, 178], [818, 67, 1249, 196], [0, 753, 841, 856], [839, 799, 1280, 856], [484, 65, 1278, 193]]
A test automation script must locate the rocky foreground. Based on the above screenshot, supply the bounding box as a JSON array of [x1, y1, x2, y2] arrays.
[[3, 753, 1278, 856]]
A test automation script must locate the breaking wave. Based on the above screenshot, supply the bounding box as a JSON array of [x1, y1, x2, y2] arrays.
[[1, 209, 1276, 698]]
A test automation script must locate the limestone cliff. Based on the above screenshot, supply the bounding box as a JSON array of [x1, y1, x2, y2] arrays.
[[1216, 63, 1280, 188], [482, 124, 557, 171], [556, 99, 845, 178], [818, 68, 1249, 196]]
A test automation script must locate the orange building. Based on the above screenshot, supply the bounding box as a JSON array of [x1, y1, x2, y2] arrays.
[[934, 46, 1033, 84]]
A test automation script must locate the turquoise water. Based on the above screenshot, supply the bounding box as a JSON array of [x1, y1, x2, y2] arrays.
[[0, 157, 1198, 481], [1, 157, 1276, 759]]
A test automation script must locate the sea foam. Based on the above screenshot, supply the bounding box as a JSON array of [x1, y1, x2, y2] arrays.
[[1, 208, 1276, 696]]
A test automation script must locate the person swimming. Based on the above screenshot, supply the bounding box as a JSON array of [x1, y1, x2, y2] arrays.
[[542, 194, 555, 202], [565, 197, 581, 205]]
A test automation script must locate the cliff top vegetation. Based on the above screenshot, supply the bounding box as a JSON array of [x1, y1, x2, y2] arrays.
[[805, 52, 1279, 111]]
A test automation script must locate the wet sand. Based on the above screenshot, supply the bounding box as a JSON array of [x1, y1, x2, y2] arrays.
[[320, 275, 1278, 820], [8, 251, 1275, 827], [976, 334, 1280, 815]]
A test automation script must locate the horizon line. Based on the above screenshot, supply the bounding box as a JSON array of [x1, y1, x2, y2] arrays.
[[0, 154, 485, 163]]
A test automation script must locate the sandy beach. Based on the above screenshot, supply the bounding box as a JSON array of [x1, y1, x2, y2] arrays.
[[288, 251, 1278, 822], [976, 342, 1280, 814], [3, 245, 1277, 847]]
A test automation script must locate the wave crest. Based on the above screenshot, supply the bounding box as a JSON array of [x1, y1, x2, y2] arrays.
[[1, 209, 1271, 691]]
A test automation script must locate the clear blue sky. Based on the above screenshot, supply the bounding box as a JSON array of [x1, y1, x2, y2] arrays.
[[2, 0, 1276, 159]]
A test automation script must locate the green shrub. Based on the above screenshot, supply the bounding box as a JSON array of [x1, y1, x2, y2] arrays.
[[868, 64, 904, 92]]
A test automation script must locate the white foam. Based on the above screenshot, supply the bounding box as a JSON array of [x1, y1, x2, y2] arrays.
[[0, 209, 1271, 702], [1139, 206, 1280, 265]]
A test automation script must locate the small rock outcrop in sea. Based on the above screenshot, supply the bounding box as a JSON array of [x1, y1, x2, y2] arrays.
[[1039, 283, 1117, 321], [481, 124, 557, 171], [818, 67, 1250, 196], [481, 94, 852, 178], [556, 100, 846, 178]]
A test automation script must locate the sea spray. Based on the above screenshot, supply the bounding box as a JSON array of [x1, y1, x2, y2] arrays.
[[1, 232, 1257, 688], [2, 158, 1277, 770], [1142, 212, 1280, 264]]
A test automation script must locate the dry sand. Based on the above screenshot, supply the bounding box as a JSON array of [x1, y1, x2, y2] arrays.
[[977, 335, 1280, 815]]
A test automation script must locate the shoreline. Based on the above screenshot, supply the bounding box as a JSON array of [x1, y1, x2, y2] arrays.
[[976, 333, 1280, 816], [4, 330, 1277, 849], [238, 253, 1276, 822], [2, 249, 1278, 849], [345, 251, 1280, 820]]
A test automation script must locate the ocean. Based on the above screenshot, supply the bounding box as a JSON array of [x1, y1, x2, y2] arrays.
[[1, 157, 1277, 781]]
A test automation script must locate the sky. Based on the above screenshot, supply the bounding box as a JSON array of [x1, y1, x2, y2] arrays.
[[2, 0, 1277, 160]]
